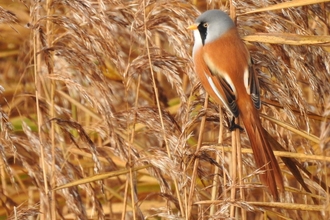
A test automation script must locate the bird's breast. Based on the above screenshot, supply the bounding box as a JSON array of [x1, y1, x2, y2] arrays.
[[202, 27, 250, 96]]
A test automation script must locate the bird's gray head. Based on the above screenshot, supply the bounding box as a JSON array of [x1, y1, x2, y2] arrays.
[[193, 10, 235, 47]]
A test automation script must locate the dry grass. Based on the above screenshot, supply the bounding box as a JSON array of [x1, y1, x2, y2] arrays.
[[0, 0, 330, 219]]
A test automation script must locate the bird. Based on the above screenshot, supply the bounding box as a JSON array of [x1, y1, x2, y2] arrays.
[[188, 9, 284, 199]]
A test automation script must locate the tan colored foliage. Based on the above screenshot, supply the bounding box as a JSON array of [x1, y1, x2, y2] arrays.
[[0, 0, 329, 219]]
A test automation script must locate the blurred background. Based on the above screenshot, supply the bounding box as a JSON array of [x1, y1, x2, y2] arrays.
[[0, 0, 329, 219]]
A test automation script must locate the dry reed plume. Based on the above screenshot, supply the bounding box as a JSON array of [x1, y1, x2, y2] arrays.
[[0, 0, 329, 219]]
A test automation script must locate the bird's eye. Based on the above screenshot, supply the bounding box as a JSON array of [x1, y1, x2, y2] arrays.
[[203, 23, 208, 28]]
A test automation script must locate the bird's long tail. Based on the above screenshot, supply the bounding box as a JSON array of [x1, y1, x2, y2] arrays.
[[262, 127, 328, 204], [239, 104, 284, 200], [239, 101, 328, 201]]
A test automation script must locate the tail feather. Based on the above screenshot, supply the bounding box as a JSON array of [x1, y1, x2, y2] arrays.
[[242, 113, 326, 202], [263, 128, 310, 191], [258, 126, 284, 192], [239, 105, 284, 200], [263, 128, 330, 204]]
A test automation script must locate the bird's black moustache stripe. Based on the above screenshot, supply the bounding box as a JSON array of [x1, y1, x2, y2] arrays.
[[198, 23, 207, 46]]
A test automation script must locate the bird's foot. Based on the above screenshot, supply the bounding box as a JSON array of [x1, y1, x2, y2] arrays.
[[228, 117, 244, 132]]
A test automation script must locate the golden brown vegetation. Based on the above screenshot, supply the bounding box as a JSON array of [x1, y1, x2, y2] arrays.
[[0, 0, 330, 219]]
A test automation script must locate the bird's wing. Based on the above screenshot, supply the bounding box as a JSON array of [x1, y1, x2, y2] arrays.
[[248, 59, 261, 110], [193, 43, 239, 117], [203, 67, 239, 117]]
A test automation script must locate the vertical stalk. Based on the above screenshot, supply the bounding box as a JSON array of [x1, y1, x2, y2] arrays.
[[142, 0, 184, 216], [210, 107, 224, 216], [187, 94, 208, 219], [229, 118, 237, 218], [236, 119, 246, 220], [46, 0, 55, 219], [33, 2, 47, 219]]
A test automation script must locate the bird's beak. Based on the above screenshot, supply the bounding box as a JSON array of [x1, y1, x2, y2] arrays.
[[187, 23, 198, 30]]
